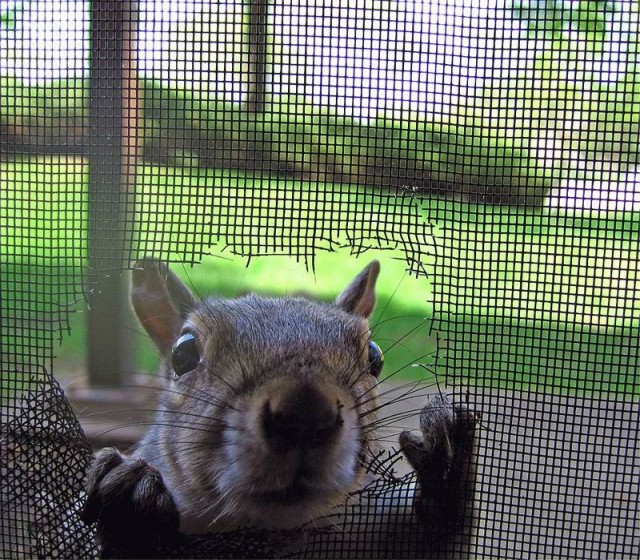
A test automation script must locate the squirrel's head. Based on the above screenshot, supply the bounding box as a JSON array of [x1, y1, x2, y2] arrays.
[[131, 259, 383, 532]]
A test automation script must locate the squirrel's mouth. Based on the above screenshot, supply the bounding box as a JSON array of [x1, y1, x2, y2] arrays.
[[230, 467, 360, 529], [257, 484, 311, 505]]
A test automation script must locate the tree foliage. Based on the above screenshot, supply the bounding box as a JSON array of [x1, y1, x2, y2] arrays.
[[511, 0, 618, 48], [506, 1, 639, 167]]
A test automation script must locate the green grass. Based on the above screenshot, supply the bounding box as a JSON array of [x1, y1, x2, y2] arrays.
[[1, 156, 638, 396], [1, 157, 436, 390]]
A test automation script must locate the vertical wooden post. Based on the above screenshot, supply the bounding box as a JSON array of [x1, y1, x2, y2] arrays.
[[86, 1, 139, 388], [246, 0, 269, 113]]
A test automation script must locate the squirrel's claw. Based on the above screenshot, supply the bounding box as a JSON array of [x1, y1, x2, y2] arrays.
[[82, 448, 181, 558], [399, 395, 479, 529]]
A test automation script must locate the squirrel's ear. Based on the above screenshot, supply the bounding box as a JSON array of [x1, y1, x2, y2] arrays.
[[130, 258, 196, 354], [335, 260, 380, 318]]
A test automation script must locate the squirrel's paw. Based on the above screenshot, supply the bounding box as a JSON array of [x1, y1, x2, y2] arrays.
[[81, 448, 180, 558], [399, 394, 479, 522]]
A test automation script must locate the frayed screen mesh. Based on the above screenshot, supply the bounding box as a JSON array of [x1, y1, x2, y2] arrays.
[[1, 1, 638, 558]]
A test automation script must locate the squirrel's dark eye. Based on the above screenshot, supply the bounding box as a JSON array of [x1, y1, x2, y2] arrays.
[[368, 341, 384, 378], [171, 333, 200, 378]]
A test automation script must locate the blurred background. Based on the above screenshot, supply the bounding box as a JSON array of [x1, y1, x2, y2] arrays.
[[1, 2, 638, 557]]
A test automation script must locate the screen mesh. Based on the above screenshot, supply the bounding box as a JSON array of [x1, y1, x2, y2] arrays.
[[1, 0, 638, 558]]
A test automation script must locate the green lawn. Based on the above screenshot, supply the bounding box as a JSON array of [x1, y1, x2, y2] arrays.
[[1, 156, 638, 396]]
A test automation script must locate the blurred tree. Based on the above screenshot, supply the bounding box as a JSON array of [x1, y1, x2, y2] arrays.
[[1, 1, 25, 30], [506, 0, 639, 167], [511, 0, 617, 50]]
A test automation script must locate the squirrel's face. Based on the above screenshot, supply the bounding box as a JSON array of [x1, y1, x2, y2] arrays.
[[131, 260, 382, 533]]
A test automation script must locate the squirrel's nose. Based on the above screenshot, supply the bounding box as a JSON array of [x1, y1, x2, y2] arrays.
[[262, 383, 343, 452]]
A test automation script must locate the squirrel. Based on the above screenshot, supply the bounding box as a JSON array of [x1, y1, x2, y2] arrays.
[[81, 259, 479, 558]]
